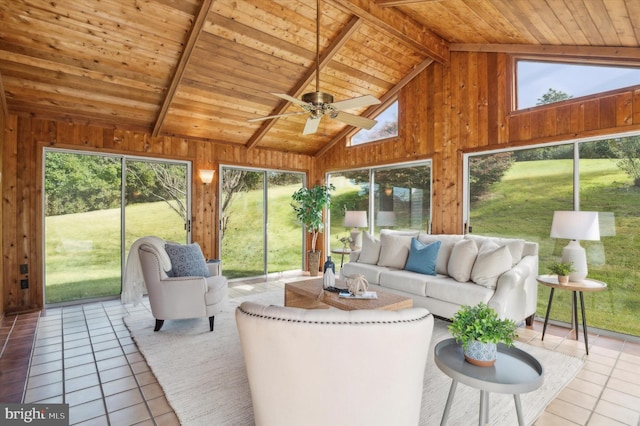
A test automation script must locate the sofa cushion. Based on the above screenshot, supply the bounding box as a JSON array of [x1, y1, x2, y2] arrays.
[[379, 270, 429, 297], [470, 241, 512, 289], [404, 238, 441, 276], [465, 235, 526, 266], [341, 261, 386, 285], [357, 231, 381, 264], [418, 234, 463, 275], [165, 242, 210, 278], [425, 275, 493, 307], [447, 239, 478, 282], [377, 232, 415, 269]]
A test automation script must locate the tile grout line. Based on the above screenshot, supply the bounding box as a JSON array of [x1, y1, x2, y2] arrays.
[[104, 301, 157, 425]]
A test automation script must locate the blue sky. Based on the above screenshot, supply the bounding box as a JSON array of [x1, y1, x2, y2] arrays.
[[517, 61, 640, 109]]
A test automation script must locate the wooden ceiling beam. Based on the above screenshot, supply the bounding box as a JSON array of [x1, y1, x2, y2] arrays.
[[152, 0, 215, 137], [245, 16, 363, 151], [375, 0, 440, 5], [331, 0, 449, 64], [315, 57, 434, 157], [451, 44, 640, 62]]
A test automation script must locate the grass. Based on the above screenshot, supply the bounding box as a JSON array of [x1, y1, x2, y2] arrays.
[[471, 159, 640, 336], [45, 201, 185, 303], [45, 160, 640, 336]]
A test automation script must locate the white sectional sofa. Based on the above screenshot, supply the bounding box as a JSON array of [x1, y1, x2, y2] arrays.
[[340, 230, 539, 324]]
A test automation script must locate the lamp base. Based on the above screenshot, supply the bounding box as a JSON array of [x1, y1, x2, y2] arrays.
[[349, 228, 362, 251], [562, 240, 588, 282]]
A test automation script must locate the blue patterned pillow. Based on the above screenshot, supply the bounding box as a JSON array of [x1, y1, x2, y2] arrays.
[[165, 243, 210, 278], [404, 238, 441, 276]]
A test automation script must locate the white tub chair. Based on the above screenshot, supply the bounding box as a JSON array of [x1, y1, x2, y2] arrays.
[[236, 301, 434, 426], [138, 243, 227, 331]]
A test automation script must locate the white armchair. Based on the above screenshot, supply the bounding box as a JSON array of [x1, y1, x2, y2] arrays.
[[236, 302, 434, 426], [138, 244, 227, 331]]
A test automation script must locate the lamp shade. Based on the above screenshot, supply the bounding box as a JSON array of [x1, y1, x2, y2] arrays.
[[550, 211, 600, 241], [344, 211, 367, 228], [199, 169, 215, 184]]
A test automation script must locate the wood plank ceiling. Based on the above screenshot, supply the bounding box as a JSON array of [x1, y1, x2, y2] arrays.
[[1, 0, 639, 156]]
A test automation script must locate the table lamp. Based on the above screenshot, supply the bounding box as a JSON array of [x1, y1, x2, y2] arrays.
[[550, 211, 600, 282], [344, 211, 367, 250]]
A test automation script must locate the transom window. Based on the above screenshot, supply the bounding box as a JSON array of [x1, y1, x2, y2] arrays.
[[515, 59, 640, 110], [350, 100, 398, 146]]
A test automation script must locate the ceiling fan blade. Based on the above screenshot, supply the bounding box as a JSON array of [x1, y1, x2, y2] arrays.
[[331, 95, 381, 111], [333, 112, 377, 130], [302, 116, 322, 135], [248, 111, 307, 122], [271, 93, 310, 107]]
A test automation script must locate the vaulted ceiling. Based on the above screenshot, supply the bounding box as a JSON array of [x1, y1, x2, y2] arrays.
[[1, 0, 639, 156]]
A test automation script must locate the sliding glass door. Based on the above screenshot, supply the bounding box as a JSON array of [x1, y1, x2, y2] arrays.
[[220, 167, 303, 279], [44, 149, 189, 304]]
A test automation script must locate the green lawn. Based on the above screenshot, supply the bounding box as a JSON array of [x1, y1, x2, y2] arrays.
[[471, 159, 640, 336], [45, 201, 185, 303], [45, 160, 640, 336]]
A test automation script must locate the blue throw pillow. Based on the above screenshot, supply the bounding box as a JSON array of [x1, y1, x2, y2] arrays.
[[165, 243, 210, 278], [404, 238, 441, 276]]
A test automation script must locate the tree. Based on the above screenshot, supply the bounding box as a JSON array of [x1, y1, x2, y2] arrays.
[[536, 88, 572, 105], [610, 136, 640, 187], [469, 152, 515, 202], [126, 162, 188, 221]]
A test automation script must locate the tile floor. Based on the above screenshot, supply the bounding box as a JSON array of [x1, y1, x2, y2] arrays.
[[1, 277, 640, 425]]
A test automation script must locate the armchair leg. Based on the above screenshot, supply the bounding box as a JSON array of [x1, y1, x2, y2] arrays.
[[154, 319, 164, 332], [525, 314, 535, 327], [209, 316, 215, 332]]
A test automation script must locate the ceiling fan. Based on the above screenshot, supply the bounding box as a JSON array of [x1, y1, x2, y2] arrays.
[[248, 0, 381, 135]]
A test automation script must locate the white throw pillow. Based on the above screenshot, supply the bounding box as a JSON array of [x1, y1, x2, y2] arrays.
[[357, 231, 381, 264], [447, 239, 478, 282], [377, 232, 414, 269], [471, 241, 513, 289], [418, 234, 463, 275]]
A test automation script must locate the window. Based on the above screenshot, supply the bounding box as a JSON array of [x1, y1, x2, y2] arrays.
[[327, 161, 431, 260], [350, 100, 398, 145], [465, 134, 640, 337], [515, 59, 640, 110]]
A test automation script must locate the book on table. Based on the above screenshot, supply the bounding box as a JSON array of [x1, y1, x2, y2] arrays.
[[338, 291, 378, 299]]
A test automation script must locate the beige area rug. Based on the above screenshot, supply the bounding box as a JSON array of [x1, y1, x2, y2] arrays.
[[124, 290, 584, 426]]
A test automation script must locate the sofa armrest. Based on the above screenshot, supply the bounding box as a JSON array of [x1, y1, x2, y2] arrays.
[[207, 261, 221, 276], [349, 250, 361, 262], [487, 259, 532, 323]]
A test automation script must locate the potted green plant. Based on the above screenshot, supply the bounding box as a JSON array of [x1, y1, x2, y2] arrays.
[[291, 184, 335, 276], [448, 303, 518, 367], [548, 261, 575, 284]]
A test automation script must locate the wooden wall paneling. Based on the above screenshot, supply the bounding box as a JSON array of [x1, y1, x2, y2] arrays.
[[476, 53, 489, 148], [599, 96, 617, 129], [4, 116, 20, 312], [583, 99, 601, 131], [634, 89, 640, 124], [616, 91, 633, 127], [0, 111, 5, 318], [555, 104, 573, 135]]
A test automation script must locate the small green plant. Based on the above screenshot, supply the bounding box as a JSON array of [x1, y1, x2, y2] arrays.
[[448, 303, 518, 350], [548, 261, 575, 276]]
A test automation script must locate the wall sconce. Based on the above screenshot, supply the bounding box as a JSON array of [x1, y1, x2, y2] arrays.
[[199, 169, 215, 185]]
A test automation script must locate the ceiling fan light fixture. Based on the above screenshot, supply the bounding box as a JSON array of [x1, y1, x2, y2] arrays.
[[301, 91, 334, 105]]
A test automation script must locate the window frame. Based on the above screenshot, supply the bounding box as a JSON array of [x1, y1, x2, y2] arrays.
[[510, 55, 640, 113]]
